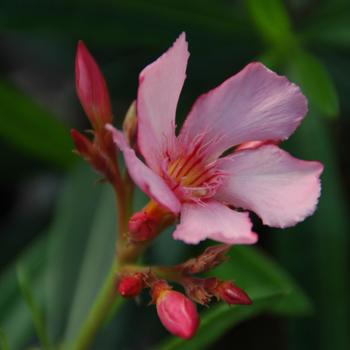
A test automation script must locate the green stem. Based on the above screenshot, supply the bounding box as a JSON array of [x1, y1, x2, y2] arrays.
[[71, 260, 122, 350]]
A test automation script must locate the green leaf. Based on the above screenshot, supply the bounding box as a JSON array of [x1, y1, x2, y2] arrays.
[[45, 163, 102, 341], [289, 50, 339, 117], [0, 80, 75, 167], [63, 186, 118, 342], [246, 0, 295, 47], [45, 163, 122, 348], [0, 236, 48, 350], [156, 245, 311, 350], [16, 265, 51, 350], [279, 109, 350, 350], [0, 327, 10, 350], [212, 246, 312, 316]]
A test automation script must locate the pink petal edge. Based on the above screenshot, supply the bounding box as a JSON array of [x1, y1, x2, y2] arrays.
[[215, 144, 324, 228], [173, 200, 258, 245], [137, 32, 189, 171], [179, 62, 308, 161], [106, 124, 181, 214]]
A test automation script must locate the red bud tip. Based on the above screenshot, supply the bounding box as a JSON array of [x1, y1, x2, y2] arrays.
[[156, 290, 200, 339], [118, 274, 144, 298], [71, 129, 93, 158], [76, 40, 112, 129], [217, 281, 252, 305], [128, 211, 158, 242]]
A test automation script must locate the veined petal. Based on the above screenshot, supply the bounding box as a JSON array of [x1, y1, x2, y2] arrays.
[[173, 201, 258, 245], [179, 62, 307, 160], [215, 144, 324, 228], [106, 125, 181, 214], [137, 32, 189, 171]]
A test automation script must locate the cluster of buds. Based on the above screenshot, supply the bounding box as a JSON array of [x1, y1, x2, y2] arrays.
[[176, 245, 251, 306], [116, 245, 252, 339]]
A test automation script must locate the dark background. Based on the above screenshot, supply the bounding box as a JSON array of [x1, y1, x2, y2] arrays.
[[0, 1, 349, 349]]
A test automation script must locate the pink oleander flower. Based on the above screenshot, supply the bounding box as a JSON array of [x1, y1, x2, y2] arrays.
[[107, 32, 323, 245]]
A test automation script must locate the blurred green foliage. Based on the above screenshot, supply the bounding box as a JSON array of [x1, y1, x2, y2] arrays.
[[0, 0, 349, 349]]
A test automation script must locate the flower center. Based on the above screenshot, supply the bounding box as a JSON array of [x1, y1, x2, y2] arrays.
[[164, 143, 222, 201]]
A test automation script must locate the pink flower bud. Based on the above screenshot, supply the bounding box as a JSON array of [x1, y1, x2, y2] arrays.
[[118, 274, 144, 298], [75, 41, 112, 129], [156, 290, 200, 339], [128, 211, 158, 242], [217, 281, 252, 305]]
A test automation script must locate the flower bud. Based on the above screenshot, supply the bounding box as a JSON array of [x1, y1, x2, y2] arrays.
[[216, 281, 252, 305], [156, 290, 200, 339], [123, 101, 137, 145], [128, 202, 175, 242], [128, 211, 158, 242], [118, 274, 144, 298], [75, 40, 112, 129]]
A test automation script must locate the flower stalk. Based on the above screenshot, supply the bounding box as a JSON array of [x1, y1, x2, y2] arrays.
[[71, 260, 121, 350]]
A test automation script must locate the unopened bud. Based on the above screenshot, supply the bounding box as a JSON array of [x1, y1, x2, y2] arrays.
[[71, 129, 93, 159], [216, 281, 252, 305], [76, 40, 112, 129], [128, 211, 158, 242], [123, 101, 137, 145], [118, 274, 144, 298], [156, 290, 200, 339], [128, 202, 175, 242]]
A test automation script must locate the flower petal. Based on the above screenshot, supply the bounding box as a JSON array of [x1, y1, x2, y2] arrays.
[[173, 201, 258, 245], [137, 32, 189, 171], [179, 62, 307, 160], [106, 125, 181, 214], [215, 144, 324, 228]]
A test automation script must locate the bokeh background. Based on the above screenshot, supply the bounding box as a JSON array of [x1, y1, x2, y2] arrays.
[[0, 0, 349, 349]]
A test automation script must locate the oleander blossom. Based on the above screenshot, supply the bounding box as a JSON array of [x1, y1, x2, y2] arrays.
[[107, 32, 323, 245]]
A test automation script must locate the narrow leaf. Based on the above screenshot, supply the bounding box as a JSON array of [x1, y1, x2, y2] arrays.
[[0, 80, 75, 167], [247, 0, 294, 46], [289, 50, 339, 117], [16, 265, 51, 350]]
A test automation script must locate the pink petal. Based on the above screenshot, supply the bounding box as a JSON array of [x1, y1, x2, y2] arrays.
[[137, 32, 189, 171], [215, 144, 324, 228], [179, 62, 307, 160], [235, 140, 279, 151], [173, 200, 258, 245], [106, 125, 181, 214]]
